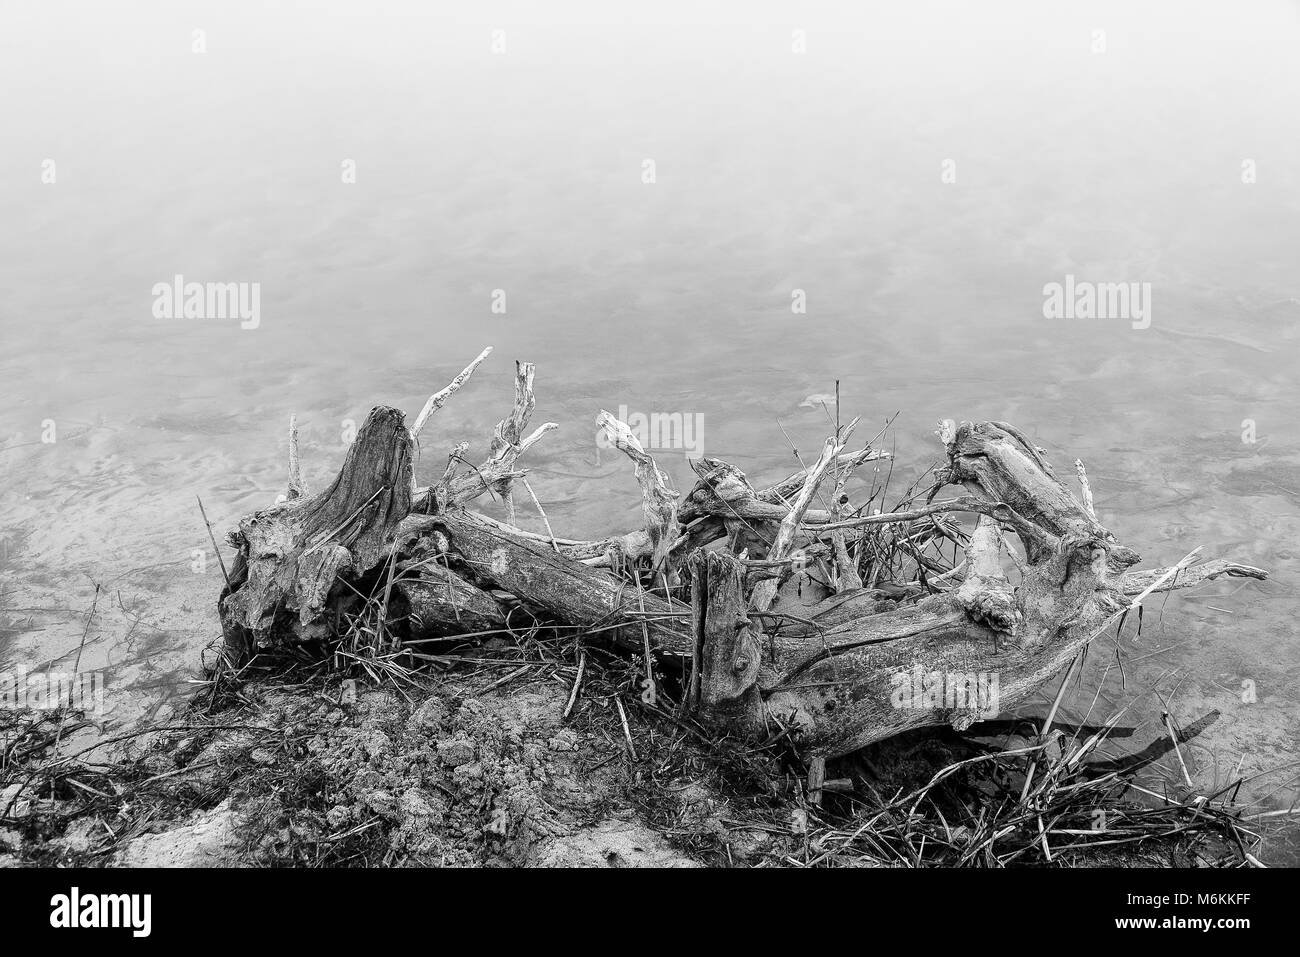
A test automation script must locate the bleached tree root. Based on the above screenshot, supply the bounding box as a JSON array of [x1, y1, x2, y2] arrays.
[[690, 422, 1266, 759]]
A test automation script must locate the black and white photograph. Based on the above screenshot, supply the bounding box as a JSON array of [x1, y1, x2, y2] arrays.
[[0, 0, 1294, 931]]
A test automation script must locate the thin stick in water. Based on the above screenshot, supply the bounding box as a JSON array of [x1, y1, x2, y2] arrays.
[[196, 495, 233, 591]]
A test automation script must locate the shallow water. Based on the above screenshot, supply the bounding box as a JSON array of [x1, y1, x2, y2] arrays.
[[2, 2, 1298, 859]]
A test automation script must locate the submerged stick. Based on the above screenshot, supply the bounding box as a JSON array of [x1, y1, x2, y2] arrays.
[[196, 494, 233, 591]]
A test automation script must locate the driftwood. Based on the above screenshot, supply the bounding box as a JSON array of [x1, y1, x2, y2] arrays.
[[217, 350, 1268, 765], [219, 405, 414, 659]]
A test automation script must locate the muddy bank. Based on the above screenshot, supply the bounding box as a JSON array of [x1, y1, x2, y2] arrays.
[[4, 632, 1290, 869], [1, 649, 771, 868]]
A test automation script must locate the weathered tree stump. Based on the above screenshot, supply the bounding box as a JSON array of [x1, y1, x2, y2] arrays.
[[219, 405, 413, 659], [215, 348, 1267, 763]]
